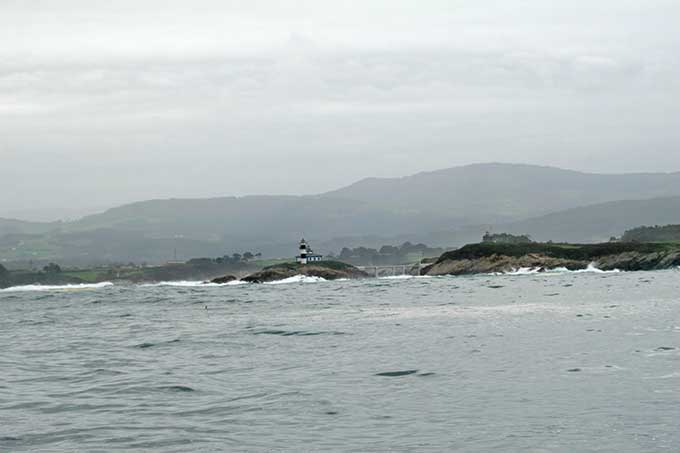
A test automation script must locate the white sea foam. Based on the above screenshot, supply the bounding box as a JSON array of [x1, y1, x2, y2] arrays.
[[141, 280, 246, 287], [264, 275, 327, 285], [504, 263, 620, 276], [506, 267, 542, 275], [0, 282, 114, 292], [572, 263, 621, 274], [548, 267, 571, 273], [389, 302, 576, 320], [649, 372, 680, 380]]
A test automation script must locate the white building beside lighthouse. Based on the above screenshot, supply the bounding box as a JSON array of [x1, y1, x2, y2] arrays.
[[296, 238, 323, 264]]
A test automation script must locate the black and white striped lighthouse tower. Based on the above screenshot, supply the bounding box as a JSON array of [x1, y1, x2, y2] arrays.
[[297, 238, 308, 264]]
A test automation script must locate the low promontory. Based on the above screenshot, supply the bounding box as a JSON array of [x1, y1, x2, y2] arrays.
[[241, 261, 369, 283], [422, 242, 680, 276]]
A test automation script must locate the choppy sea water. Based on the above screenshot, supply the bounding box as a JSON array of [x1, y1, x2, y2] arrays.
[[2, 270, 680, 452]]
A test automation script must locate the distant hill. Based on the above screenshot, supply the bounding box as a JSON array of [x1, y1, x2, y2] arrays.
[[5, 163, 680, 264], [621, 224, 680, 243], [69, 196, 452, 240], [414, 196, 680, 247], [503, 196, 680, 243], [0, 197, 458, 264], [326, 163, 680, 225], [0, 218, 57, 237]]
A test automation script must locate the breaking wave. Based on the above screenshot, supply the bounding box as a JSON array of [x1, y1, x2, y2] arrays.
[[504, 263, 620, 276], [264, 275, 327, 285], [0, 282, 114, 292], [572, 264, 621, 274], [503, 267, 542, 275], [140, 280, 246, 288]]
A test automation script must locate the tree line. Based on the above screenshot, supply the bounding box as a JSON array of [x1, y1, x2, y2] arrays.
[[620, 224, 680, 243], [334, 242, 445, 266]]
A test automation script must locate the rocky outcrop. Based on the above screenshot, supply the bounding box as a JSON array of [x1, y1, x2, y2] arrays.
[[422, 242, 680, 276], [242, 261, 369, 283], [594, 250, 680, 271], [422, 253, 586, 276]]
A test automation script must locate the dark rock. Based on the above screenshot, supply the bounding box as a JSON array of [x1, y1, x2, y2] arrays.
[[422, 242, 680, 276], [210, 275, 237, 284], [242, 261, 369, 283]]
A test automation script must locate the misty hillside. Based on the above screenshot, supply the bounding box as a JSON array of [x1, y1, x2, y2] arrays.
[[5, 163, 680, 264], [70, 163, 680, 238], [0, 218, 58, 237], [327, 163, 680, 225], [405, 196, 680, 248], [68, 196, 465, 241], [503, 196, 680, 243], [0, 197, 464, 264]]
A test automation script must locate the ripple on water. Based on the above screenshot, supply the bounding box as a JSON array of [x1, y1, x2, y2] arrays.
[[4, 270, 680, 451], [160, 385, 195, 392], [109, 385, 197, 396], [251, 329, 347, 336]]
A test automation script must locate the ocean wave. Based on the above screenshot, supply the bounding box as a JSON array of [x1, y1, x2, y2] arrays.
[[379, 275, 432, 280], [504, 263, 620, 276], [264, 275, 327, 285], [0, 282, 114, 292], [140, 280, 246, 287], [505, 267, 543, 275], [251, 329, 347, 336], [572, 264, 621, 274]]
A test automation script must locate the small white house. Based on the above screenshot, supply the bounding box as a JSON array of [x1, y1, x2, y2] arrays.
[[296, 238, 323, 264]]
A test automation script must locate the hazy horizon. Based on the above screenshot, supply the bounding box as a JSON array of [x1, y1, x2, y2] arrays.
[[7, 161, 680, 222], [3, 1, 680, 220]]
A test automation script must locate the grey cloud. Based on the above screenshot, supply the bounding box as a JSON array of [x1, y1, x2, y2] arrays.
[[1, 0, 680, 220]]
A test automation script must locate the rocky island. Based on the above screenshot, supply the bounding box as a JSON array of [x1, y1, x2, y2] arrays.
[[422, 242, 680, 276], [238, 261, 369, 283]]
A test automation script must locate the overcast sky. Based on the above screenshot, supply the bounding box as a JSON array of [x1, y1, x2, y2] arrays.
[[2, 0, 680, 220]]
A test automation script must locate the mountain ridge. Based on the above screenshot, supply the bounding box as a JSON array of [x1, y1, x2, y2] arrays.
[[5, 163, 680, 264], [8, 162, 680, 225]]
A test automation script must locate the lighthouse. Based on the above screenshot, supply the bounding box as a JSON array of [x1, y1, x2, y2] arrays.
[[296, 238, 323, 264], [297, 238, 309, 264]]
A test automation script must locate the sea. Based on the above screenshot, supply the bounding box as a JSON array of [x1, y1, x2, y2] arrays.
[[2, 269, 680, 452]]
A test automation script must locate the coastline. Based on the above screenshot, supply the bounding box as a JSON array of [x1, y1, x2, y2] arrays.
[[5, 242, 680, 290], [422, 242, 680, 276]]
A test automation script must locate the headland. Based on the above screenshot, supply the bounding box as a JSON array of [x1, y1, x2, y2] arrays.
[[422, 242, 680, 276]]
